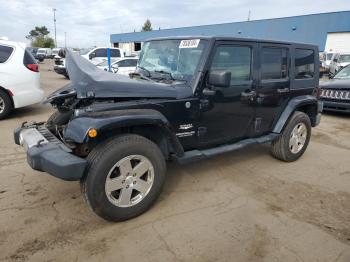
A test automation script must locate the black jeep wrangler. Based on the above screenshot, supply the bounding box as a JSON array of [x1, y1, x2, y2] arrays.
[[14, 37, 322, 221]]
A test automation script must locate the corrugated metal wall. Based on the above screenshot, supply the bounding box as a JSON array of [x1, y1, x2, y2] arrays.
[[110, 11, 350, 51]]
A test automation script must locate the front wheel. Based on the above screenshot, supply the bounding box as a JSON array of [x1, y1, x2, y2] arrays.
[[271, 111, 311, 162], [81, 134, 166, 221]]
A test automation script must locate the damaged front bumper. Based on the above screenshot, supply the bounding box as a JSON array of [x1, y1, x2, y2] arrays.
[[14, 122, 86, 181]]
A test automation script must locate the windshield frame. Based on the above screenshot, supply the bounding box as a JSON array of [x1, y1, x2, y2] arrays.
[[138, 38, 209, 87]]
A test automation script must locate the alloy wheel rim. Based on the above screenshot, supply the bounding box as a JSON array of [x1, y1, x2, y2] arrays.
[[105, 155, 154, 208], [289, 122, 307, 154], [0, 97, 5, 114]]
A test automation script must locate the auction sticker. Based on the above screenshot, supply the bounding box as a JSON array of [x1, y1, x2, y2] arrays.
[[179, 39, 200, 48]]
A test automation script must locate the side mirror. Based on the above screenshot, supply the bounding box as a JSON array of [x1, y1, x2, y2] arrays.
[[208, 70, 231, 88], [89, 52, 96, 60]]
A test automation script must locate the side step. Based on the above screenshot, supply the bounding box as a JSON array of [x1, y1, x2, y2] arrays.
[[176, 133, 280, 164]]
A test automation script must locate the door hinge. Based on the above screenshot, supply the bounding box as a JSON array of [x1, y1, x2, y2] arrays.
[[197, 127, 207, 137], [254, 118, 262, 132]]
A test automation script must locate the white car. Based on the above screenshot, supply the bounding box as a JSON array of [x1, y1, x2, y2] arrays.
[[329, 53, 350, 75], [81, 47, 124, 65], [0, 40, 44, 119], [52, 48, 62, 58], [96, 57, 138, 75]]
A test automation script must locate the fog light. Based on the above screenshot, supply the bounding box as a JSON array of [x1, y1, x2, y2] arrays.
[[88, 128, 98, 138]]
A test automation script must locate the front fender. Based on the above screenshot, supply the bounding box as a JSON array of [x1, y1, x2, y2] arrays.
[[273, 95, 321, 133], [64, 109, 184, 156]]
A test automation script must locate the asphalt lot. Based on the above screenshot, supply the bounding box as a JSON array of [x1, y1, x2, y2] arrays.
[[0, 60, 350, 262]]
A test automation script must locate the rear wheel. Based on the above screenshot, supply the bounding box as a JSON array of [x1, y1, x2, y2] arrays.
[[81, 134, 166, 221], [0, 89, 13, 120], [271, 111, 311, 162]]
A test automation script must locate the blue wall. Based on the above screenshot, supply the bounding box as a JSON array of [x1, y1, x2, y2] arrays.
[[110, 11, 350, 51]]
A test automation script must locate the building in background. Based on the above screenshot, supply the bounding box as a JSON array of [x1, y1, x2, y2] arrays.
[[110, 11, 350, 54]]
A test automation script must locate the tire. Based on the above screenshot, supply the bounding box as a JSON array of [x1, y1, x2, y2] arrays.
[[0, 89, 13, 120], [46, 110, 72, 131], [81, 134, 166, 221], [63, 74, 70, 79], [271, 111, 311, 162]]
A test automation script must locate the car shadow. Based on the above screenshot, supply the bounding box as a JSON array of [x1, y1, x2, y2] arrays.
[[321, 111, 350, 118]]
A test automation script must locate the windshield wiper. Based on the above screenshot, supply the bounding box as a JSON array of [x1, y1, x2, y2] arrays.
[[154, 70, 175, 80], [137, 66, 151, 77]]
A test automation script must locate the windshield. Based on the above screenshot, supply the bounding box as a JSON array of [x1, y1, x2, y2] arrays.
[[334, 66, 350, 79], [326, 53, 333, 60], [37, 49, 46, 54], [138, 39, 207, 81], [339, 55, 350, 63]]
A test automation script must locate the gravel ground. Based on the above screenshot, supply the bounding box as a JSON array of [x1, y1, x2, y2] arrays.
[[0, 60, 350, 262]]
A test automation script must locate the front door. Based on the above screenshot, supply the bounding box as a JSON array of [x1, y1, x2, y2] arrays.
[[198, 41, 258, 148], [255, 43, 291, 135]]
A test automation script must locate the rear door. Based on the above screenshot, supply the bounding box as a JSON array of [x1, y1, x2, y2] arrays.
[[255, 43, 291, 135]]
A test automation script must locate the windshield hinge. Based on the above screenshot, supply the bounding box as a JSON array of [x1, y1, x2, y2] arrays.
[[87, 91, 95, 98]]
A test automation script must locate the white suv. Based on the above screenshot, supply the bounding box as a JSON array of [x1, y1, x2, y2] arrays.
[[0, 40, 44, 119]]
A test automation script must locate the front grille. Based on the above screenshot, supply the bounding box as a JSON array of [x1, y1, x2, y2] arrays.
[[36, 125, 71, 152], [37, 125, 62, 144], [321, 89, 350, 100]]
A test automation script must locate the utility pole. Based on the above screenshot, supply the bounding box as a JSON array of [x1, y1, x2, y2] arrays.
[[247, 10, 251, 21], [64, 32, 67, 48], [53, 8, 57, 47]]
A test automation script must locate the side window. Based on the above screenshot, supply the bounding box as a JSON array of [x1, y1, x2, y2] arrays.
[[110, 49, 121, 57], [295, 49, 314, 79], [0, 45, 14, 63], [211, 45, 251, 85], [261, 47, 288, 80], [129, 59, 138, 67], [122, 59, 138, 67], [117, 60, 128, 67], [94, 48, 107, 57]]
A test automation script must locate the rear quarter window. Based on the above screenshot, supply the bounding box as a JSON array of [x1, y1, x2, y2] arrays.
[[0, 45, 14, 63], [23, 48, 37, 65], [295, 49, 315, 79]]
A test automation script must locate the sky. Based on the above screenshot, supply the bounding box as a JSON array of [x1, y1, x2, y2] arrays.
[[0, 0, 349, 48]]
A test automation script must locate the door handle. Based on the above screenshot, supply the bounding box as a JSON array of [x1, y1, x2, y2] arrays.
[[277, 88, 289, 93], [241, 90, 256, 98], [241, 90, 256, 101]]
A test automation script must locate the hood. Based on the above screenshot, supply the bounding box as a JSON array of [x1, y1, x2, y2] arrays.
[[65, 50, 193, 99], [320, 79, 350, 90]]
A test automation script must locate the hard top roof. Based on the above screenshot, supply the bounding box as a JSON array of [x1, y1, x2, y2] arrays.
[[145, 36, 318, 48]]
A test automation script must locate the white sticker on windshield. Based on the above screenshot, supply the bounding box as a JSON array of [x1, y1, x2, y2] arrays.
[[179, 39, 200, 49]]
